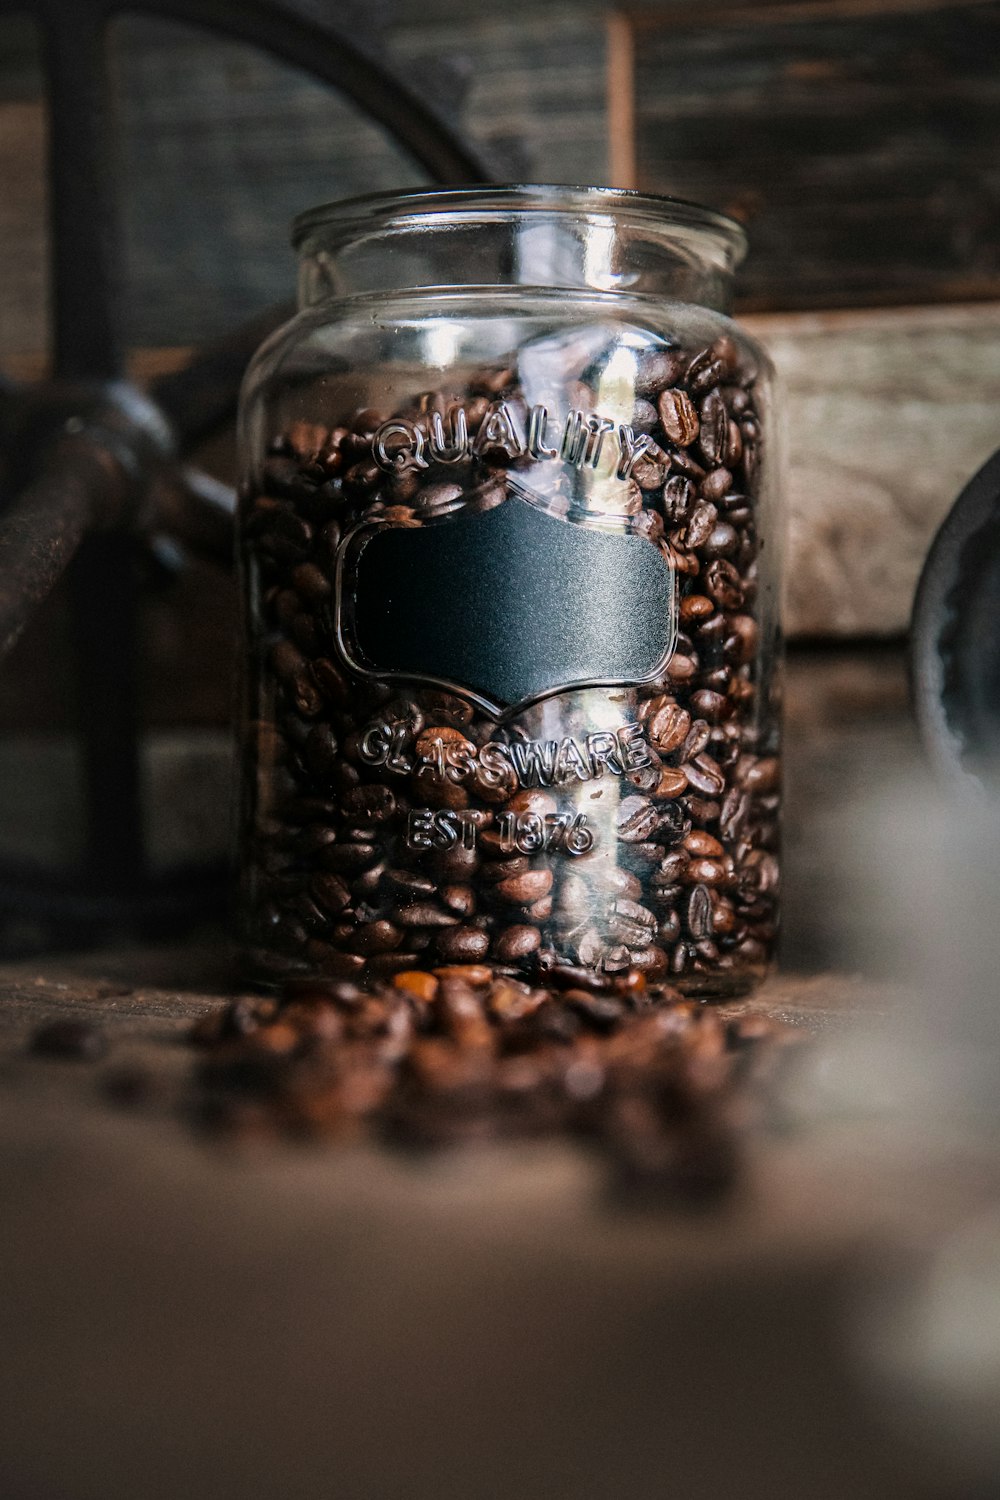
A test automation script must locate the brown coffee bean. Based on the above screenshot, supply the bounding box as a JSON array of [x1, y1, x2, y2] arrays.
[[636, 349, 686, 395], [311, 873, 351, 915], [741, 757, 780, 793], [440, 883, 476, 917], [653, 767, 688, 799], [686, 348, 726, 394], [507, 789, 558, 817], [699, 389, 728, 466], [691, 689, 727, 722], [704, 522, 738, 560], [683, 858, 727, 886], [646, 699, 691, 753], [632, 443, 670, 489], [432, 963, 492, 985], [684, 500, 717, 550], [705, 559, 744, 609], [435, 926, 491, 963], [630, 397, 659, 433], [681, 719, 711, 761], [665, 654, 696, 683], [291, 562, 332, 602], [320, 843, 378, 874], [495, 868, 554, 904], [658, 388, 699, 446], [348, 920, 403, 954], [684, 830, 724, 857], [616, 796, 661, 842], [304, 724, 339, 777], [687, 884, 713, 939], [493, 925, 542, 962], [393, 902, 461, 928], [662, 475, 696, 523], [684, 753, 726, 797], [679, 594, 714, 624], [392, 970, 439, 1003], [725, 614, 759, 663]]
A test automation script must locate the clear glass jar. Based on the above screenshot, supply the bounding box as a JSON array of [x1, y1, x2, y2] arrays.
[[237, 185, 781, 997]]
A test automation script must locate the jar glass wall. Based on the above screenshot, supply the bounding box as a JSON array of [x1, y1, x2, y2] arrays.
[[237, 186, 781, 996]]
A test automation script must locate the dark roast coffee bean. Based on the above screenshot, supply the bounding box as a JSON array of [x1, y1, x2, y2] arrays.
[[493, 924, 542, 962], [658, 388, 700, 446], [435, 926, 491, 963], [699, 389, 728, 466]]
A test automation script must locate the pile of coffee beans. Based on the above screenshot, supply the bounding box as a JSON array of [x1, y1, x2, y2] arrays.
[[191, 964, 800, 1195], [240, 333, 779, 993]]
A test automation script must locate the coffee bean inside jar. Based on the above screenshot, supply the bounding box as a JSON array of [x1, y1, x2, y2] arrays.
[[237, 187, 781, 998]]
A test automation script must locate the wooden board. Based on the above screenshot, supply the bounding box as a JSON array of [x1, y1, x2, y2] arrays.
[[618, 0, 1000, 312], [0, 934, 993, 1500], [745, 300, 1000, 635]]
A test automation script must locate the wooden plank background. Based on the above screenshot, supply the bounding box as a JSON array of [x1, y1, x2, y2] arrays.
[[620, 0, 1000, 312]]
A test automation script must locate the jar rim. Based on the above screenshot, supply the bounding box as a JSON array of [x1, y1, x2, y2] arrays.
[[290, 183, 748, 266]]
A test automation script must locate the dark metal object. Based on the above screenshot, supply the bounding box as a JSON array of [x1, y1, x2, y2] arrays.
[[0, 0, 495, 948], [910, 447, 1000, 792]]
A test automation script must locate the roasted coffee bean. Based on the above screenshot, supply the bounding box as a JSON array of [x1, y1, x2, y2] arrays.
[[684, 753, 726, 797], [393, 902, 461, 928], [645, 699, 690, 753], [705, 559, 744, 609], [658, 388, 700, 446], [680, 719, 711, 761], [691, 689, 727, 722], [653, 767, 688, 799], [632, 443, 670, 489], [699, 389, 728, 466], [495, 868, 554, 905], [440, 883, 476, 917], [686, 348, 727, 394], [435, 926, 491, 963], [662, 475, 696, 524], [630, 398, 659, 434], [635, 348, 686, 395], [493, 924, 542, 962], [311, 873, 351, 915], [701, 468, 733, 504], [683, 500, 717, 550], [616, 796, 660, 843], [679, 594, 714, 625], [686, 883, 714, 939]]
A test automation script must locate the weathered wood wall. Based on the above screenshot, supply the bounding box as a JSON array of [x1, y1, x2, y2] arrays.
[[620, 0, 1000, 312]]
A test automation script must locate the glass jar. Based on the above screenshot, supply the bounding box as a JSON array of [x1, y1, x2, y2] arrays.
[[237, 185, 781, 997]]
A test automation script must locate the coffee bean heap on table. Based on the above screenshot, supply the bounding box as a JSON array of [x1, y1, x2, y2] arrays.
[[190, 965, 801, 1196], [241, 333, 779, 992]]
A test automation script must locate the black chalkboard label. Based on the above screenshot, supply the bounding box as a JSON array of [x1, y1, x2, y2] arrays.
[[333, 481, 675, 718]]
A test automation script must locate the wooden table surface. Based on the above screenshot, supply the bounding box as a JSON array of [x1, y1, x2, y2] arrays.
[[0, 939, 994, 1500]]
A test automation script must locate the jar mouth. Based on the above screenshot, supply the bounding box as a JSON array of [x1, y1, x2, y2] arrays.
[[291, 183, 748, 269]]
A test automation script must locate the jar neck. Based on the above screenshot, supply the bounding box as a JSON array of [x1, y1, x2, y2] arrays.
[[293, 186, 745, 315]]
